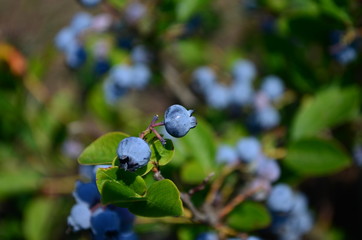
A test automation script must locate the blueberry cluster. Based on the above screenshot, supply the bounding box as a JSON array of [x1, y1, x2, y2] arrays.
[[67, 165, 139, 240], [266, 183, 314, 240], [192, 59, 284, 130], [54, 12, 113, 69], [329, 30, 360, 65], [216, 136, 280, 186], [116, 105, 197, 171], [103, 46, 151, 105]]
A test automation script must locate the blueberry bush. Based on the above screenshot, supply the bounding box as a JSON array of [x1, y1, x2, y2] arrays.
[[0, 0, 361, 239]]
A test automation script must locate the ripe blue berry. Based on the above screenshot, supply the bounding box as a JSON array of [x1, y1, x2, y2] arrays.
[[117, 137, 151, 171], [256, 157, 280, 182], [193, 66, 217, 93], [196, 232, 218, 240], [260, 75, 284, 101], [216, 145, 238, 165], [267, 183, 294, 212], [232, 59, 256, 83], [132, 63, 151, 89], [164, 104, 197, 138], [70, 12, 92, 34], [255, 105, 280, 129], [91, 209, 121, 239], [79, 0, 102, 8], [73, 181, 100, 207], [229, 81, 254, 106], [236, 137, 261, 163], [67, 203, 91, 231], [204, 83, 231, 109]]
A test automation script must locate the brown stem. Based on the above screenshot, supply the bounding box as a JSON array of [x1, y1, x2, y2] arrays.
[[218, 186, 261, 219]]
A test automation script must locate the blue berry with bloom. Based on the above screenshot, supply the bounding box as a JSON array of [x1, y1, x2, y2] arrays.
[[255, 105, 280, 129], [79, 0, 102, 7], [216, 144, 238, 165], [73, 181, 100, 207], [164, 104, 197, 138], [232, 59, 257, 83], [236, 137, 262, 163], [91, 208, 121, 240], [204, 83, 231, 109], [260, 75, 284, 101], [67, 203, 92, 231], [117, 137, 151, 171], [70, 12, 92, 34], [267, 183, 294, 212], [192, 66, 217, 94], [196, 232, 218, 240]]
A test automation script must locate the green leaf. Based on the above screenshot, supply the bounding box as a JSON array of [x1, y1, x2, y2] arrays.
[[151, 139, 175, 166], [176, 118, 216, 183], [96, 167, 147, 205], [129, 179, 183, 217], [226, 201, 271, 231], [24, 198, 58, 240], [78, 132, 129, 165], [284, 138, 351, 176], [180, 160, 210, 184], [176, 0, 210, 22], [0, 169, 41, 199], [291, 86, 360, 140]]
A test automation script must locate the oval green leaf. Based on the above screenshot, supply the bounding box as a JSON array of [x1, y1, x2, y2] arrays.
[[291, 86, 360, 140], [226, 201, 271, 232], [78, 132, 129, 165], [96, 167, 147, 205], [129, 179, 183, 217], [151, 139, 175, 166], [284, 138, 351, 176]]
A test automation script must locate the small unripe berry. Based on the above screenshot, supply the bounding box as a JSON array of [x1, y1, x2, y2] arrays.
[[117, 137, 151, 171]]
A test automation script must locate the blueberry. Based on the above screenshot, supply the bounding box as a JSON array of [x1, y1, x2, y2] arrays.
[[124, 2, 146, 24], [229, 81, 254, 106], [70, 12, 92, 34], [91, 209, 121, 239], [192, 66, 217, 93], [232, 59, 256, 83], [236, 137, 261, 163], [79, 0, 102, 8], [67, 203, 91, 231], [291, 192, 308, 214], [131, 45, 149, 64], [119, 231, 139, 240], [103, 77, 128, 104], [267, 183, 294, 212], [255, 105, 280, 129], [260, 75, 284, 101], [117, 137, 151, 171], [216, 145, 238, 165], [110, 64, 134, 88], [204, 83, 231, 109], [73, 181, 100, 207], [335, 46, 357, 65], [107, 205, 135, 232], [256, 157, 280, 182], [164, 104, 197, 138], [54, 27, 76, 52], [247, 236, 262, 240], [64, 42, 87, 69], [94, 58, 111, 76], [131, 63, 151, 89], [196, 232, 218, 240]]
